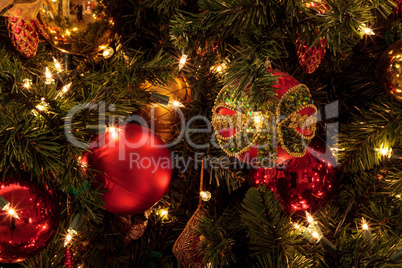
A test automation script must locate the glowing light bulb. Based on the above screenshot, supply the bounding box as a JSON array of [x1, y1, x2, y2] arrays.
[[200, 191, 211, 201], [362, 218, 369, 230], [54, 58, 62, 72], [160, 209, 168, 217], [34, 98, 48, 115], [168, 99, 184, 108], [2, 203, 20, 220], [103, 47, 114, 58], [23, 78, 32, 89], [45, 67, 54, 84], [312, 231, 320, 239], [45, 67, 51, 79], [65, 234, 72, 246], [8, 208, 19, 219], [305, 211, 314, 225], [62, 83, 72, 94], [178, 54, 188, 70], [376, 146, 392, 158], [107, 127, 120, 140], [36, 104, 46, 111], [359, 24, 375, 36]]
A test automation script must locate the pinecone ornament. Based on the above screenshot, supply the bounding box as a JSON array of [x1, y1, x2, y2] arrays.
[[296, 36, 326, 74], [6, 16, 39, 58]]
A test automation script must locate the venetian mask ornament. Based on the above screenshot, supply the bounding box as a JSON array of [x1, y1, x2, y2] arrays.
[[211, 71, 317, 167]]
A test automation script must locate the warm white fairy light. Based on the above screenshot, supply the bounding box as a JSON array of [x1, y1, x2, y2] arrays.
[[56, 83, 72, 99], [36, 105, 46, 111], [64, 228, 78, 247], [305, 211, 314, 225], [23, 78, 32, 89], [375, 145, 392, 158], [35, 97, 48, 114], [361, 218, 368, 230], [45, 67, 54, 84], [311, 231, 320, 239], [168, 99, 184, 108], [361, 217, 372, 243], [107, 127, 121, 140], [200, 191, 211, 201], [178, 54, 188, 70], [45, 67, 51, 79], [103, 47, 114, 58], [6, 207, 20, 219], [359, 24, 375, 36], [53, 58, 63, 72], [62, 83, 72, 94], [160, 209, 169, 217], [65, 233, 73, 246], [0, 196, 20, 220], [210, 63, 227, 74]]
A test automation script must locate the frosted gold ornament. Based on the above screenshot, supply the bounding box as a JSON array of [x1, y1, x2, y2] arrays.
[[378, 40, 402, 103], [3, 0, 42, 20], [37, 0, 115, 55], [142, 76, 191, 143]]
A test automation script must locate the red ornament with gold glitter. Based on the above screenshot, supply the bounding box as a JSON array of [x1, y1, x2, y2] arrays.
[[64, 248, 74, 268], [212, 70, 317, 167], [249, 137, 337, 215], [296, 36, 326, 74], [5, 16, 39, 58], [0, 177, 59, 263]]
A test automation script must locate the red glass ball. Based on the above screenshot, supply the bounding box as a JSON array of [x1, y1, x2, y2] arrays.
[[0, 178, 59, 263], [84, 124, 172, 215], [249, 137, 337, 215]]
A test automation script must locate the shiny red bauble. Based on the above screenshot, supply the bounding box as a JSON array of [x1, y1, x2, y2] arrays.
[[84, 124, 172, 215], [249, 137, 337, 215], [0, 178, 59, 263]]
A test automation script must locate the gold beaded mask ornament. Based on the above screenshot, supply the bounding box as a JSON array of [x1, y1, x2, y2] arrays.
[[211, 71, 317, 167]]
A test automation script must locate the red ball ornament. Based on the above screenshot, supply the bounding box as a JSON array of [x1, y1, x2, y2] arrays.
[[84, 124, 172, 215], [0, 178, 59, 263], [212, 70, 317, 167], [249, 137, 337, 215]]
